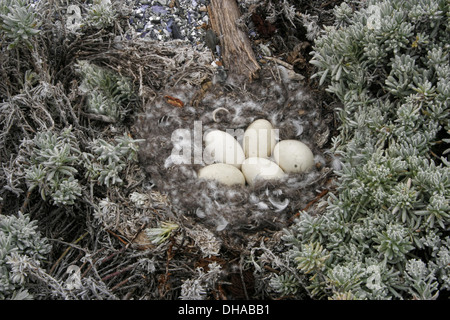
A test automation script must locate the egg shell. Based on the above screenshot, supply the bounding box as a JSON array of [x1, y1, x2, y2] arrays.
[[204, 130, 245, 168], [198, 163, 246, 186], [243, 119, 277, 159], [273, 140, 314, 173], [241, 157, 285, 186]]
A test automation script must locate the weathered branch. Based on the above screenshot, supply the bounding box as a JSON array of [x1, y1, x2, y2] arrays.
[[208, 0, 260, 82]]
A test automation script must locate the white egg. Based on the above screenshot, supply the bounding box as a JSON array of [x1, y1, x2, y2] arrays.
[[204, 130, 245, 168], [242, 119, 277, 158], [198, 163, 246, 186], [241, 157, 285, 186], [273, 140, 314, 173]]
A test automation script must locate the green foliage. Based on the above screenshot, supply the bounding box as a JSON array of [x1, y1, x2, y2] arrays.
[[405, 259, 440, 299], [85, 0, 117, 30], [146, 221, 179, 245], [0, 212, 51, 299], [284, 0, 450, 299], [294, 242, 330, 274], [22, 122, 143, 210], [0, 0, 41, 50], [25, 127, 83, 206], [179, 261, 222, 300], [269, 273, 300, 296], [76, 60, 135, 123], [85, 133, 144, 187]]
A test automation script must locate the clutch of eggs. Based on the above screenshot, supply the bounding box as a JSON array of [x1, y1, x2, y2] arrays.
[[199, 119, 314, 186]]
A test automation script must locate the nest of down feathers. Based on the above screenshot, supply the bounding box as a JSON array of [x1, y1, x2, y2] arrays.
[[136, 66, 333, 235]]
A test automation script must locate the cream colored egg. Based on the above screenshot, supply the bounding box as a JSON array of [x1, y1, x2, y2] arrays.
[[204, 130, 245, 168], [273, 140, 314, 173], [243, 119, 277, 158], [241, 157, 285, 186], [198, 163, 246, 186]]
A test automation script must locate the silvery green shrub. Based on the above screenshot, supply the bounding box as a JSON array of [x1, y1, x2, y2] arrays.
[[0, 0, 41, 50], [76, 60, 135, 123], [85, 0, 117, 30], [269, 273, 300, 296], [25, 127, 83, 206], [24, 125, 143, 204], [0, 212, 51, 299], [84, 133, 144, 187], [282, 0, 449, 299]]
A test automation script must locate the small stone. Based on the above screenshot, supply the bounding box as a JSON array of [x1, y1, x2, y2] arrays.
[[171, 22, 183, 39], [151, 6, 167, 15]]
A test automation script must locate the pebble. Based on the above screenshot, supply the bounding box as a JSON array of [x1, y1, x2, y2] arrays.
[[127, 0, 211, 50]]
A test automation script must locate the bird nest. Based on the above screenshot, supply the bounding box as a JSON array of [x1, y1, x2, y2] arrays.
[[136, 65, 333, 237]]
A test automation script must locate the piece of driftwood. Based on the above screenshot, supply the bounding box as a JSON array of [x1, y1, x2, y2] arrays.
[[208, 0, 261, 82]]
